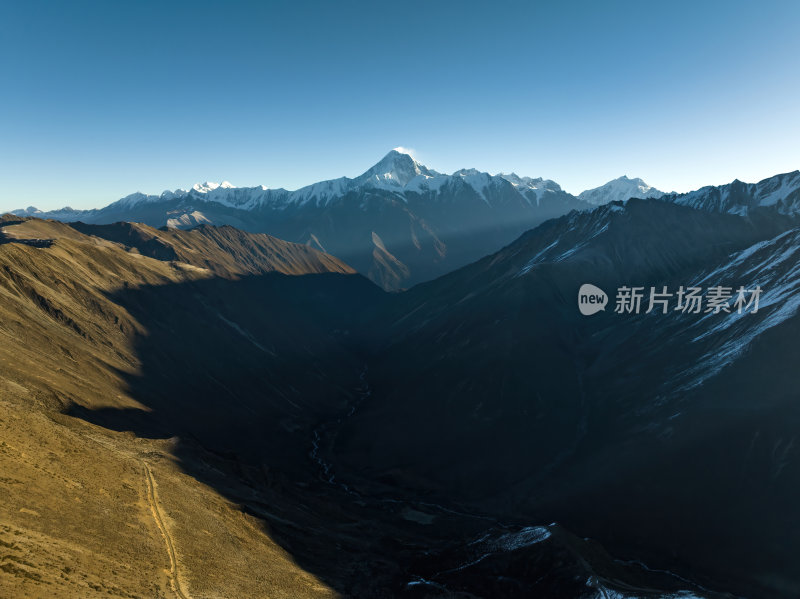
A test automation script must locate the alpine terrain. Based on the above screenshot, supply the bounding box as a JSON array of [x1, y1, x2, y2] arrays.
[[2, 166, 800, 598], [12, 150, 591, 290]]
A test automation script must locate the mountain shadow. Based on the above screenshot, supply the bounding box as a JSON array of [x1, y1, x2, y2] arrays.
[[62, 200, 800, 598], [328, 200, 800, 598], [66, 266, 735, 598]]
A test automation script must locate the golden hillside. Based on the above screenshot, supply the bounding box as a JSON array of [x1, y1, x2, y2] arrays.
[[0, 216, 359, 598]]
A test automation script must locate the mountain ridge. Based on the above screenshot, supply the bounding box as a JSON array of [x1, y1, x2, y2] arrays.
[[13, 153, 798, 218], [9, 151, 594, 290], [11, 150, 569, 215], [8, 154, 800, 292]]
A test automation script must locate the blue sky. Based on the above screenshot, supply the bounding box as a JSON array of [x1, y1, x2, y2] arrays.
[[1, 0, 799, 211]]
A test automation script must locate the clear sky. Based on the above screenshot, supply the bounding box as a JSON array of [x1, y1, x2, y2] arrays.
[[2, 0, 799, 211]]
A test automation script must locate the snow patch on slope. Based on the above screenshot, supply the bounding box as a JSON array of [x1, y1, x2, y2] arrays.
[[678, 228, 800, 389]]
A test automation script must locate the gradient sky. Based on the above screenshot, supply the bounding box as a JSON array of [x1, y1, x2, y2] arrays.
[[2, 0, 799, 211]]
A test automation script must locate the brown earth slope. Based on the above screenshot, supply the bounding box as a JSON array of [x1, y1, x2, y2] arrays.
[[0, 216, 357, 598], [66, 220, 354, 277]]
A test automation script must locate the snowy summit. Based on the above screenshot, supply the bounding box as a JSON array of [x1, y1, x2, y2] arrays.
[[578, 175, 665, 206]]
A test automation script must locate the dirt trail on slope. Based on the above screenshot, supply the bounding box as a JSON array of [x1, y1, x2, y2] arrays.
[[143, 461, 190, 599]]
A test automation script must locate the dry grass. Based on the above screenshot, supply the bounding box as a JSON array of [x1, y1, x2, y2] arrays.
[[0, 218, 342, 598]]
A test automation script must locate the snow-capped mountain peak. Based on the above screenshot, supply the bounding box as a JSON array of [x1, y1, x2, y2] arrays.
[[666, 170, 800, 216], [499, 173, 563, 193], [192, 181, 235, 193], [9, 205, 88, 219], [357, 149, 439, 188], [578, 176, 664, 206]]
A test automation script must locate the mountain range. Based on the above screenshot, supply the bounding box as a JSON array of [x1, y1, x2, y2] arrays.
[[8, 150, 658, 290], [2, 158, 800, 597], [13, 151, 800, 292]]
